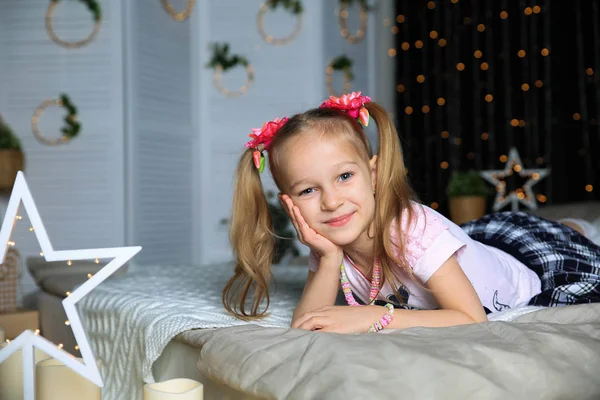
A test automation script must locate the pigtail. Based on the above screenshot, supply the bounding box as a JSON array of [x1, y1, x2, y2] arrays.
[[222, 148, 274, 320], [366, 102, 419, 299]]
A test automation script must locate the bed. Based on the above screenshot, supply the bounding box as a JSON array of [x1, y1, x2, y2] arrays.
[[47, 202, 600, 399]]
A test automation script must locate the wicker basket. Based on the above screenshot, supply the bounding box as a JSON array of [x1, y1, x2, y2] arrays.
[[0, 248, 20, 314], [0, 150, 24, 190]]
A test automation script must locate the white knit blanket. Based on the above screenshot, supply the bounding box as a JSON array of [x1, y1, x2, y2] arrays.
[[78, 262, 308, 400], [78, 262, 544, 400]]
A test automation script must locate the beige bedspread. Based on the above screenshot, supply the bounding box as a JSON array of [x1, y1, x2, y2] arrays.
[[178, 304, 600, 400]]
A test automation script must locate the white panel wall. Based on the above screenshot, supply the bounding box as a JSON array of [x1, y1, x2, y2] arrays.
[[123, 1, 194, 265], [0, 0, 125, 294], [193, 0, 325, 263]]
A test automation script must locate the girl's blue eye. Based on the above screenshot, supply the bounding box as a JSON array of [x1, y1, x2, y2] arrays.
[[299, 188, 315, 196], [339, 172, 353, 181]]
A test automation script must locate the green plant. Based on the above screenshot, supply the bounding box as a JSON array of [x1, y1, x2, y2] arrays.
[[59, 94, 81, 139], [446, 170, 490, 198], [330, 54, 354, 81], [206, 43, 249, 73], [50, 0, 102, 22], [0, 117, 22, 151], [266, 0, 303, 15]]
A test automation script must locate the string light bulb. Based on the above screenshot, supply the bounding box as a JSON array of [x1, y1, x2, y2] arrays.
[[415, 40, 424, 48], [396, 15, 405, 23], [480, 62, 489, 71], [518, 49, 526, 58], [485, 94, 494, 102], [417, 74, 425, 83], [533, 5, 541, 14], [586, 185, 594, 192], [402, 42, 410, 50], [440, 161, 449, 169], [535, 80, 544, 88], [499, 155, 508, 162], [441, 130, 449, 138], [524, 7, 533, 15], [29, 227, 34, 232], [437, 97, 446, 106], [431, 202, 439, 210], [500, 11, 508, 19], [457, 62, 465, 71], [477, 24, 485, 32], [405, 106, 414, 115], [474, 50, 483, 58], [427, 1, 435, 9], [65, 320, 70, 326], [438, 38, 447, 47], [522, 83, 530, 91], [430, 30, 438, 39], [15, 215, 22, 220], [541, 48, 550, 56], [422, 105, 430, 113]]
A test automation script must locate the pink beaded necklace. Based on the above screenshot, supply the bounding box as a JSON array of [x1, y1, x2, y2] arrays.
[[340, 256, 381, 306]]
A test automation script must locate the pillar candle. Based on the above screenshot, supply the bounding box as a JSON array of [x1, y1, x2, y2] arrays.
[[144, 378, 204, 400], [36, 358, 102, 400], [0, 343, 49, 400]]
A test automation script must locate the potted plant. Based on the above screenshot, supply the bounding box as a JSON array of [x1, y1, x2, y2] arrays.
[[0, 116, 24, 190], [446, 170, 489, 225]]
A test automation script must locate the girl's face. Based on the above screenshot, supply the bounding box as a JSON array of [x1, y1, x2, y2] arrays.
[[277, 132, 377, 247]]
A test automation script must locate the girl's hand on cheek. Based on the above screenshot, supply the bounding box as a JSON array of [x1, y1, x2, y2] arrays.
[[279, 194, 343, 262]]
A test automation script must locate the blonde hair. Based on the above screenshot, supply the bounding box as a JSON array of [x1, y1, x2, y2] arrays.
[[223, 101, 417, 319]]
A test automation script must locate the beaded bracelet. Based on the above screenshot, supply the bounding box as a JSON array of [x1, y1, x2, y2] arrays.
[[367, 303, 395, 333]]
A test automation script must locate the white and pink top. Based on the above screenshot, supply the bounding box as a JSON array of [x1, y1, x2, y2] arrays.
[[309, 202, 542, 313]]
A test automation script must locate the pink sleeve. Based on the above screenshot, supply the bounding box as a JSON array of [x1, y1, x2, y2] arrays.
[[308, 251, 321, 272], [393, 205, 465, 283]]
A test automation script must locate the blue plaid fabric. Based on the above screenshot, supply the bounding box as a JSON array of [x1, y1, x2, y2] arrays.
[[461, 211, 600, 307]]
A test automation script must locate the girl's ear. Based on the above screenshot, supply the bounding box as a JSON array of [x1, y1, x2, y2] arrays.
[[369, 154, 378, 188]]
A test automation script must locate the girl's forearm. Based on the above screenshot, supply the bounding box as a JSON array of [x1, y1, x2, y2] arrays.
[[293, 258, 341, 322], [384, 308, 488, 330]]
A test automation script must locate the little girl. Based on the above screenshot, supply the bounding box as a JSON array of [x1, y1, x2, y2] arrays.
[[223, 92, 600, 333]]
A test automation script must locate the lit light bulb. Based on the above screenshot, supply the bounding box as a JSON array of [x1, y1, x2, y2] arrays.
[[58, 343, 64, 349], [40, 252, 44, 256], [65, 320, 70, 326], [88, 273, 93, 279], [7, 241, 15, 247], [15, 215, 22, 220], [34, 329, 40, 335], [66, 291, 71, 296], [75, 345, 80, 351], [29, 227, 34, 232], [67, 260, 72, 266], [95, 258, 100, 264]]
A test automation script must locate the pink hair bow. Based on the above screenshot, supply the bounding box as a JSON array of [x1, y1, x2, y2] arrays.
[[320, 91, 371, 126], [244, 117, 289, 173]]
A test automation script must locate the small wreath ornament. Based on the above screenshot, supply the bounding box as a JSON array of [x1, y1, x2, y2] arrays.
[[31, 94, 81, 146], [326, 55, 354, 96], [160, 0, 196, 22], [257, 0, 303, 46], [207, 43, 254, 98], [46, 0, 102, 49], [338, 0, 370, 44]]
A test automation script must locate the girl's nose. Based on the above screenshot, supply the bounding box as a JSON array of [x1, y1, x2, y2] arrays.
[[321, 190, 343, 211]]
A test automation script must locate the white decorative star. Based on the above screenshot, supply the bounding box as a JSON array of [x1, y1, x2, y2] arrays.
[[480, 147, 550, 212], [0, 171, 141, 400]]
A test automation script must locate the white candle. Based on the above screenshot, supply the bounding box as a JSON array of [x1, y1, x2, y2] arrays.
[[144, 378, 204, 400], [36, 358, 102, 400], [0, 343, 49, 400]]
